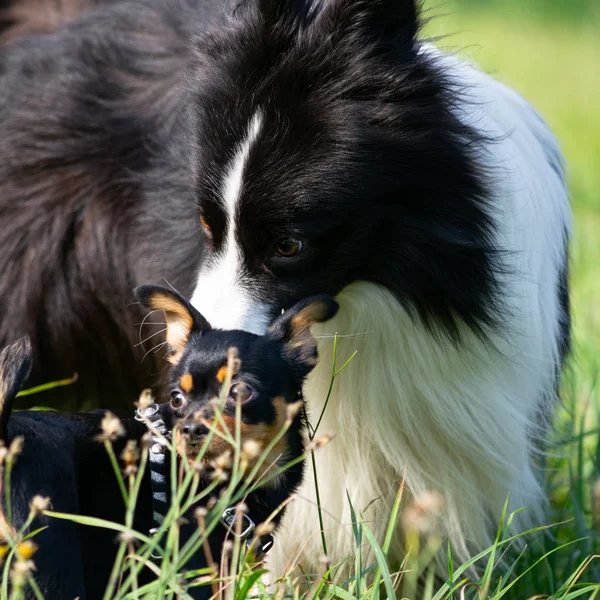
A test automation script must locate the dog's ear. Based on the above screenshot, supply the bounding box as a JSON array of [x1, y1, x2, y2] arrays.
[[266, 295, 338, 377], [315, 0, 419, 48], [255, 0, 314, 27], [135, 285, 211, 364], [257, 0, 305, 19], [0, 337, 33, 441]]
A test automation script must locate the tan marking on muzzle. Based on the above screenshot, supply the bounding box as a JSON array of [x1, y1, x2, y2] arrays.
[[176, 397, 293, 482]]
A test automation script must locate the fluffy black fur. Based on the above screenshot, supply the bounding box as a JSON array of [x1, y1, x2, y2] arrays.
[[0, 0, 570, 411], [190, 0, 499, 336], [0, 0, 223, 409], [0, 289, 336, 598], [0, 0, 501, 412]]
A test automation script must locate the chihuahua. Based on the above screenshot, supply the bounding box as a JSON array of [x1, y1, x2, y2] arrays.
[[0, 288, 338, 599]]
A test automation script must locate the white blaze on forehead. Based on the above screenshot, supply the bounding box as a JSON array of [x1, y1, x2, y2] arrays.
[[222, 111, 263, 218], [191, 111, 271, 334]]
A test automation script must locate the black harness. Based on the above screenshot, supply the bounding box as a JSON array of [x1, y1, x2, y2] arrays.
[[134, 401, 273, 561]]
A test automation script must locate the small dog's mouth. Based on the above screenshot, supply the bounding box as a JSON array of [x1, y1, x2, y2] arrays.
[[185, 437, 211, 460], [184, 437, 204, 446], [178, 434, 208, 458], [176, 432, 232, 465]]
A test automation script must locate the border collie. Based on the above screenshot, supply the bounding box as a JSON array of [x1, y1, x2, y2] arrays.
[[0, 0, 570, 581]]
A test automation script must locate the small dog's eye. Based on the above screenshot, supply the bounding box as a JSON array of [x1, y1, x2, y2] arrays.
[[228, 382, 254, 404], [274, 239, 302, 258], [170, 391, 186, 409]]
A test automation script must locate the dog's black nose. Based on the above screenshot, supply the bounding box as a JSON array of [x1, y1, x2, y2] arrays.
[[180, 421, 208, 443]]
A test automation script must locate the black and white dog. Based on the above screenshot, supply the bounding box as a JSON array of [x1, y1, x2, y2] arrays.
[[0, 0, 570, 581]]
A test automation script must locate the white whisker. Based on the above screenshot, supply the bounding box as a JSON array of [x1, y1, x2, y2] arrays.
[[162, 278, 183, 297], [135, 327, 167, 348], [142, 341, 167, 363], [138, 308, 161, 346]]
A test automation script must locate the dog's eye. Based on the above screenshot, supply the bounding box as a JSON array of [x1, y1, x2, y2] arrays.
[[274, 239, 302, 258], [228, 382, 254, 404], [170, 391, 187, 409]]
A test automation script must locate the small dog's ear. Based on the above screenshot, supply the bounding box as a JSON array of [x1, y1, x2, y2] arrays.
[[0, 337, 33, 441], [266, 295, 338, 375], [135, 285, 211, 364]]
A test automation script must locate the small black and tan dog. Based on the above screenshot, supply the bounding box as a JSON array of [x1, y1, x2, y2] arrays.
[[0, 287, 338, 600]]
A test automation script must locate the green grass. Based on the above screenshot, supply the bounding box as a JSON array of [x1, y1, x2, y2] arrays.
[[3, 3, 600, 598], [447, 0, 599, 23]]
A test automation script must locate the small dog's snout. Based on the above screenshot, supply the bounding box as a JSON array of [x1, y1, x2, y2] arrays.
[[180, 421, 208, 442]]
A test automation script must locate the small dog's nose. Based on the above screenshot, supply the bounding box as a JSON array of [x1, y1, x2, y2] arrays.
[[180, 421, 208, 443]]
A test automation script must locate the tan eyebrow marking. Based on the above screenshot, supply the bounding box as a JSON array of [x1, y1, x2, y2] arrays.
[[216, 366, 228, 384], [179, 373, 193, 393]]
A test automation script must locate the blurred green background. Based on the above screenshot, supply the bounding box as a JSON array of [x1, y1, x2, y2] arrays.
[[442, 0, 599, 22], [423, 0, 599, 428]]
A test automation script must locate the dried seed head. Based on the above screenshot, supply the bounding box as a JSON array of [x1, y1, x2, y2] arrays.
[[211, 468, 229, 482], [124, 465, 137, 477], [121, 440, 140, 467], [0, 442, 7, 466], [137, 388, 154, 409], [141, 432, 153, 448], [29, 495, 51, 516], [255, 521, 275, 537], [118, 531, 136, 545], [401, 492, 444, 536], [241, 439, 263, 460], [11, 559, 34, 582], [193, 461, 206, 475], [99, 412, 125, 442], [214, 451, 232, 471], [227, 347, 241, 375], [16, 540, 38, 561], [194, 507, 208, 521], [7, 436, 24, 460], [286, 400, 304, 422], [222, 540, 234, 555], [236, 503, 248, 514], [206, 497, 217, 510], [306, 433, 334, 452]]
